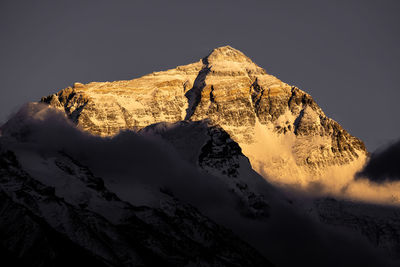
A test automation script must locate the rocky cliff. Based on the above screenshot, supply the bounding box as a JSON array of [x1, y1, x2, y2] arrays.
[[41, 46, 367, 186]]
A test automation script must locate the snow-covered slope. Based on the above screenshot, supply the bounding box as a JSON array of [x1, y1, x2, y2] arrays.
[[0, 142, 273, 267], [40, 46, 367, 186]]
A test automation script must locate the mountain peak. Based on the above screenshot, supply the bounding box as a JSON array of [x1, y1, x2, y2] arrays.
[[204, 45, 253, 64], [39, 46, 367, 185]]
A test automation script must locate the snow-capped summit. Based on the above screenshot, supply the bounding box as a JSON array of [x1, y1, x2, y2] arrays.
[[205, 45, 260, 65], [40, 46, 366, 187]]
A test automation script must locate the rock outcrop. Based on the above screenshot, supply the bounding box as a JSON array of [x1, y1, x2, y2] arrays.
[[139, 120, 273, 218]]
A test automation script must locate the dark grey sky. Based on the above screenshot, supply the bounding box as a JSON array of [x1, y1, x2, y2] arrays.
[[1, 0, 399, 151]]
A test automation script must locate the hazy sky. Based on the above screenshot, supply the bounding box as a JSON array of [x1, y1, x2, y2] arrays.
[[0, 0, 399, 151]]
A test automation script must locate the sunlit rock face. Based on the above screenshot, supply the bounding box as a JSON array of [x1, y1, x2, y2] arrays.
[[41, 46, 367, 185]]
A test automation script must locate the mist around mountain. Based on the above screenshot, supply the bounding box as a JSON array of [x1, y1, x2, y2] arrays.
[[0, 103, 396, 267], [1, 46, 400, 266]]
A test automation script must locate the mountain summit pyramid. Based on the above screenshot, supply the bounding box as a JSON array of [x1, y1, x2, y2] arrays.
[[41, 45, 367, 186]]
